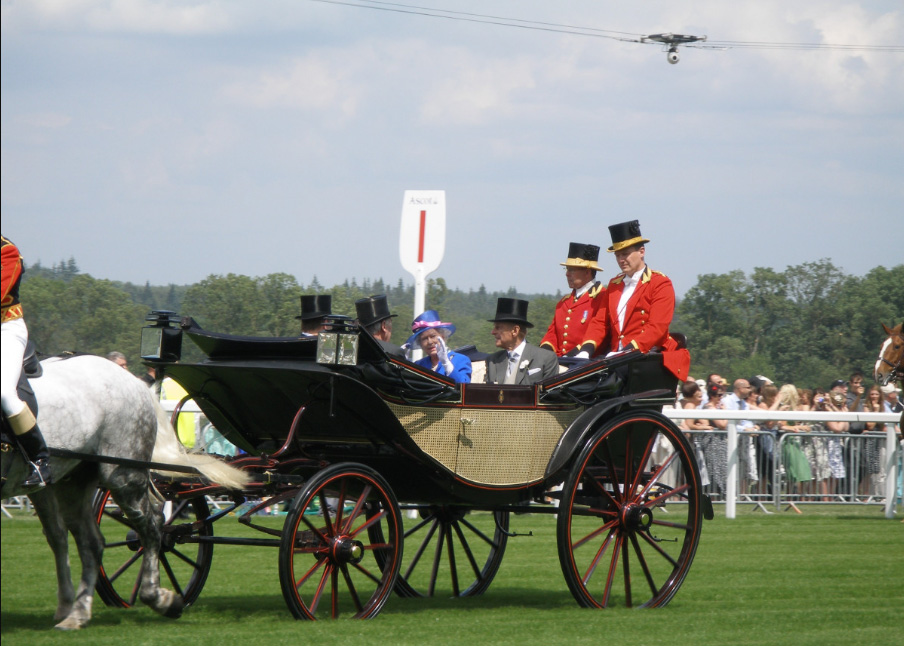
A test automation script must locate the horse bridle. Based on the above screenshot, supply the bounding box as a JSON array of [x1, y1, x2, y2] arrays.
[[877, 333, 904, 382]]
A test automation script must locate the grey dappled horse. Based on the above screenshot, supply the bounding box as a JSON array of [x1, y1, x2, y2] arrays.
[[1, 355, 248, 630]]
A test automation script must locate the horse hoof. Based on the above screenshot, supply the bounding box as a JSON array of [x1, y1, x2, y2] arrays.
[[54, 618, 85, 631], [164, 599, 184, 619]]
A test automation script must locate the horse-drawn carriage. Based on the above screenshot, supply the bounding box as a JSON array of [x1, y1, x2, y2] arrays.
[[93, 311, 711, 620]]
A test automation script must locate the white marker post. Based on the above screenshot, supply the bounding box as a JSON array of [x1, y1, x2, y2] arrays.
[[399, 190, 446, 361]]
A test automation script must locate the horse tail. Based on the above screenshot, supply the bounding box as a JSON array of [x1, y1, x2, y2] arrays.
[[150, 396, 250, 491]]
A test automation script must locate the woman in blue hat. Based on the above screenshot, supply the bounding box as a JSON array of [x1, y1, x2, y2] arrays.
[[406, 310, 471, 383]]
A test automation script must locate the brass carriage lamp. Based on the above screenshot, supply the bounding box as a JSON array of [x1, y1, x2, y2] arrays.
[[316, 315, 359, 366], [140, 310, 183, 362]]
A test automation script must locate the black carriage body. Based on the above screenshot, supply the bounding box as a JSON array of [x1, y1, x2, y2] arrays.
[[117, 315, 709, 616], [155, 320, 679, 507]]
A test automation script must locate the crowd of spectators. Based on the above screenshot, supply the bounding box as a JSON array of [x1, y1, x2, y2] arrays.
[[672, 371, 903, 503]]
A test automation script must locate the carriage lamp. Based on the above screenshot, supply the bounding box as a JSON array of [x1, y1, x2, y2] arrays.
[[316, 315, 359, 366], [140, 310, 183, 362]]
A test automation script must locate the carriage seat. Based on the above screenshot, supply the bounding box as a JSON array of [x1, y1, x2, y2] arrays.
[[451, 344, 490, 362]]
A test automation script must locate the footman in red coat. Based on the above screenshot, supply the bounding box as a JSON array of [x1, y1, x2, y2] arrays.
[[575, 221, 690, 381], [540, 242, 606, 357]]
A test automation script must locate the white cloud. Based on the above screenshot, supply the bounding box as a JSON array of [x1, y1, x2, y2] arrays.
[[222, 51, 364, 120], [17, 112, 72, 128], [2, 0, 233, 35], [2, 1, 901, 293], [420, 54, 536, 125]]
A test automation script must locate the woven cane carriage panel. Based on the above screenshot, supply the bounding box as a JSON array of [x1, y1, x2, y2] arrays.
[[388, 404, 462, 469], [389, 403, 580, 486], [456, 409, 581, 485]]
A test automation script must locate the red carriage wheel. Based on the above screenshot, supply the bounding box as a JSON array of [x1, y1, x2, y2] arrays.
[[557, 410, 704, 608], [93, 489, 214, 607], [279, 463, 402, 619], [370, 506, 509, 598]]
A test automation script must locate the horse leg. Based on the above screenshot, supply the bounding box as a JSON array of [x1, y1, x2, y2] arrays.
[[28, 488, 76, 627], [53, 474, 105, 630], [108, 470, 184, 619]]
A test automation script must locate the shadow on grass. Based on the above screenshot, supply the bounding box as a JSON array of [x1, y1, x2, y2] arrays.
[[90, 588, 579, 621], [0, 587, 655, 633], [381, 588, 578, 614], [0, 607, 166, 633], [1, 597, 291, 634]]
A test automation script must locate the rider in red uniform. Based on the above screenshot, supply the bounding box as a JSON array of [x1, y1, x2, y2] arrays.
[[2, 235, 52, 487]]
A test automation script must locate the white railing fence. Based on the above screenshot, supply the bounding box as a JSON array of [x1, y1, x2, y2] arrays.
[[665, 408, 900, 519]]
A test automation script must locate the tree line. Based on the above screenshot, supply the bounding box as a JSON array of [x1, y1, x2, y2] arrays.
[[20, 258, 903, 389]]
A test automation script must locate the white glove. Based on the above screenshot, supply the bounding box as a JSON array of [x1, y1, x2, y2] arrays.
[[435, 337, 454, 374], [575, 351, 590, 360]]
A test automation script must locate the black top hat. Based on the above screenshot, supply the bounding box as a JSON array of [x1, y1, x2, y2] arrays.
[[560, 242, 603, 271], [488, 297, 534, 328], [607, 220, 650, 252], [355, 294, 397, 328], [295, 294, 332, 320]]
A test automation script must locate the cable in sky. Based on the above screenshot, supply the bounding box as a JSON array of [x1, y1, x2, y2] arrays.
[[306, 0, 904, 53]]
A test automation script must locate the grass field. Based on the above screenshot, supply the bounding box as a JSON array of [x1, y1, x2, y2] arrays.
[[2, 505, 901, 646]]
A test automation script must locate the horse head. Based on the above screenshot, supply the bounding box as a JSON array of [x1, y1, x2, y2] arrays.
[[875, 322, 904, 386]]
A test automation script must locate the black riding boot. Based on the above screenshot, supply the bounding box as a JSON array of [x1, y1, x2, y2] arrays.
[[8, 407, 52, 487]]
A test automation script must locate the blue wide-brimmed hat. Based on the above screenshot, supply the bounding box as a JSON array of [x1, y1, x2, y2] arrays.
[[405, 310, 456, 348]]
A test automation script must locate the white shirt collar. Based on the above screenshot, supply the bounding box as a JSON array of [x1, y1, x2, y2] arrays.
[[624, 266, 646, 285], [574, 281, 594, 299], [509, 340, 527, 359]]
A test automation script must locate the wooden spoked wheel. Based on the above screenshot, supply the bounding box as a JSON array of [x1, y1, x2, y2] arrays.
[[557, 410, 703, 608], [370, 506, 509, 598], [94, 490, 213, 607], [279, 463, 402, 619]]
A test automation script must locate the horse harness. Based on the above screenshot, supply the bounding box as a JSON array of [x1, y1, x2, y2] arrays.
[[877, 331, 904, 380]]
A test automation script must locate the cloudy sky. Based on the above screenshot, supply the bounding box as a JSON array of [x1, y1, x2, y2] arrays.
[[2, 0, 902, 299]]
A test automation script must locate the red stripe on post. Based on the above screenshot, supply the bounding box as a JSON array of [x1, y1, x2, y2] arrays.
[[418, 210, 426, 263]]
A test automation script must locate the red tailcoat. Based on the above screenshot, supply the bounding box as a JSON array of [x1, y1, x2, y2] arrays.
[[581, 266, 689, 380], [1, 235, 24, 323], [540, 282, 605, 356]]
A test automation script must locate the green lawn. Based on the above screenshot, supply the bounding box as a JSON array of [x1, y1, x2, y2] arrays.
[[2, 506, 901, 646]]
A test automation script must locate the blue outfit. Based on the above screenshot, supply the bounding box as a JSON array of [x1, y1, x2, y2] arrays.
[[416, 351, 471, 383]]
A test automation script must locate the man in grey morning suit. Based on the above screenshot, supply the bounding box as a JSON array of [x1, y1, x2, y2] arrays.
[[485, 297, 559, 385]]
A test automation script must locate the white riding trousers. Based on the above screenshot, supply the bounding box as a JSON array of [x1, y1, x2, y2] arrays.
[[1, 318, 28, 416]]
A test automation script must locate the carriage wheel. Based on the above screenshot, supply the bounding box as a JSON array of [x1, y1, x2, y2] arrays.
[[93, 489, 214, 607], [279, 463, 402, 620], [557, 410, 703, 609], [370, 506, 509, 598]]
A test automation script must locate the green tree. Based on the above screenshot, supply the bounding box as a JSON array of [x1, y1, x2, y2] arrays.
[[20, 276, 68, 351], [743, 267, 790, 358], [140, 281, 155, 308], [676, 270, 749, 371], [774, 259, 849, 384], [21, 274, 147, 371], [182, 274, 263, 335], [164, 284, 181, 311], [20, 253, 903, 389], [257, 273, 301, 336]]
